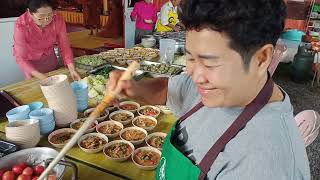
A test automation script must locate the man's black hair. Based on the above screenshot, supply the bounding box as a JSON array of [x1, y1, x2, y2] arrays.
[[179, 0, 287, 66]]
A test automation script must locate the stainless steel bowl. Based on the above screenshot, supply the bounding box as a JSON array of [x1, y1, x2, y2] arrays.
[[0, 147, 77, 180], [142, 35, 155, 39]]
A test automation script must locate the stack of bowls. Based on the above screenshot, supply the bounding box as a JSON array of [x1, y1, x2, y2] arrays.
[[29, 108, 55, 135], [28, 101, 44, 111], [71, 81, 88, 112], [5, 119, 41, 149], [6, 105, 30, 123], [40, 75, 78, 127]]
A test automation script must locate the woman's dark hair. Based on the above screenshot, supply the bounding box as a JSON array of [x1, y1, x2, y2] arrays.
[[27, 0, 54, 13], [179, 0, 287, 67]]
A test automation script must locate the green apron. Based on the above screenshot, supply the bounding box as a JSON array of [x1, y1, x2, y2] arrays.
[[156, 76, 274, 180]]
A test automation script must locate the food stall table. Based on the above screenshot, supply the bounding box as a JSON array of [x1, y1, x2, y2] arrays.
[[0, 68, 176, 180], [0, 132, 122, 180]]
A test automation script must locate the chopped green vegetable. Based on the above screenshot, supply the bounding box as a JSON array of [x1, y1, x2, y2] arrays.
[[81, 75, 108, 102], [75, 55, 105, 67], [140, 64, 181, 75], [94, 66, 115, 78]]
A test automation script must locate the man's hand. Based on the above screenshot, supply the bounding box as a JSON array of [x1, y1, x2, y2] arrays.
[[108, 70, 139, 98], [108, 70, 169, 105]]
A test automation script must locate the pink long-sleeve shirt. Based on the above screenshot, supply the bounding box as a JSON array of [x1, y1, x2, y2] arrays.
[[130, 1, 157, 31], [13, 12, 73, 76]]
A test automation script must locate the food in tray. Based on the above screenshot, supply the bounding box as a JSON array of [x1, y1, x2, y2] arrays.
[[121, 129, 146, 141], [173, 55, 187, 66], [104, 142, 134, 158], [148, 136, 165, 149], [81, 75, 107, 102], [98, 123, 122, 135], [75, 55, 105, 67], [133, 149, 161, 166], [110, 113, 133, 122], [133, 117, 156, 128], [80, 135, 107, 149], [138, 106, 160, 117], [50, 132, 75, 144], [140, 64, 181, 75], [93, 66, 115, 78], [98, 47, 159, 63]]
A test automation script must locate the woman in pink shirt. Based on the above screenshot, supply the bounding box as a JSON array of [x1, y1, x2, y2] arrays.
[[130, 0, 157, 44], [13, 0, 81, 80]]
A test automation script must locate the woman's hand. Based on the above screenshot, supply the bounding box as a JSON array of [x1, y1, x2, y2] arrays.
[[144, 19, 153, 24], [31, 70, 48, 80], [173, 26, 181, 32], [67, 63, 81, 81], [70, 69, 81, 81]]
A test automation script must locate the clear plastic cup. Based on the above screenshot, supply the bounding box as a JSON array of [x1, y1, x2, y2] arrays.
[[160, 39, 176, 64]]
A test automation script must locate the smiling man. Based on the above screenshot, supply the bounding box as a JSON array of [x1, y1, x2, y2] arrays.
[[108, 0, 310, 179]]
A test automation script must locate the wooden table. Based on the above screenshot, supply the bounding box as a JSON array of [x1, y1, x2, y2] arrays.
[[0, 68, 176, 180]]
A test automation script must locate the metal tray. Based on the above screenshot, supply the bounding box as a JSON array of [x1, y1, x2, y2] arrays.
[[140, 61, 184, 77], [75, 61, 108, 71], [87, 64, 148, 80], [0, 147, 66, 179]]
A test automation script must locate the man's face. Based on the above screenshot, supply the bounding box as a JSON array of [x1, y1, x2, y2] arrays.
[[186, 29, 265, 107], [172, 0, 181, 7]]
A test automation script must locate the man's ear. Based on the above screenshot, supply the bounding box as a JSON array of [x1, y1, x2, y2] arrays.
[[250, 44, 274, 77]]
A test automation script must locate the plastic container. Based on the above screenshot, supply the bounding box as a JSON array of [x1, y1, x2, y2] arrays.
[[281, 38, 301, 49], [281, 29, 305, 41], [160, 39, 176, 64], [71, 81, 88, 112], [29, 108, 55, 135], [28, 101, 44, 111], [40, 75, 78, 127], [6, 105, 30, 122]]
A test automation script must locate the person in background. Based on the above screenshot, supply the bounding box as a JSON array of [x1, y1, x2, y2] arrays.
[[156, 0, 184, 32], [130, 0, 157, 44], [81, 0, 102, 35], [108, 0, 310, 179], [97, 0, 123, 38], [13, 0, 81, 80]]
